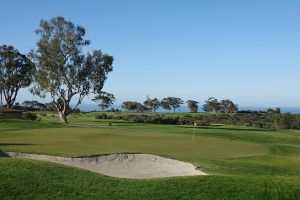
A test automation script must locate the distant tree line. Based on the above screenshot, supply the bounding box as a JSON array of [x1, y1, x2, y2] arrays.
[[120, 96, 238, 113]]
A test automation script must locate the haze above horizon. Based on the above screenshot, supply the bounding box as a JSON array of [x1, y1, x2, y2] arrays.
[[1, 0, 299, 107]]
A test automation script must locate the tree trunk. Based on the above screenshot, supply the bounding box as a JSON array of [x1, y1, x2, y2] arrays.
[[59, 111, 68, 123], [6, 99, 13, 108], [3, 88, 18, 108], [0, 91, 2, 107]]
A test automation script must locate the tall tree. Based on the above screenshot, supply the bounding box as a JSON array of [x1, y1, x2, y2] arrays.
[[161, 97, 184, 112], [122, 101, 138, 112], [30, 16, 113, 123], [219, 99, 238, 113], [144, 96, 161, 113], [186, 100, 199, 113], [0, 45, 34, 108], [93, 92, 115, 111], [202, 97, 220, 112]]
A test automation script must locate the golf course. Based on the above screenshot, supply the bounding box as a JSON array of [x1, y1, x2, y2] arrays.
[[1, 1, 300, 199], [1, 113, 300, 199]]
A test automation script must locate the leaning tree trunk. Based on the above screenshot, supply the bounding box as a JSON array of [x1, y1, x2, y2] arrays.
[[58, 111, 68, 123]]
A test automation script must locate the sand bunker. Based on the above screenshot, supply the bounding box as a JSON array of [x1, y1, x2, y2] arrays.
[[2, 152, 206, 179]]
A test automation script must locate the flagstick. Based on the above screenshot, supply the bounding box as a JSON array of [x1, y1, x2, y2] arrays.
[[193, 122, 196, 141]]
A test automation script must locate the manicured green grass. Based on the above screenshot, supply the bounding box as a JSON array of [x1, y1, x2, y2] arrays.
[[0, 127, 268, 159], [1, 114, 300, 199]]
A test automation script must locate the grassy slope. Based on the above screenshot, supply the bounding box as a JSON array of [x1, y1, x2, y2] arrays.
[[1, 159, 300, 200], [1, 114, 300, 199]]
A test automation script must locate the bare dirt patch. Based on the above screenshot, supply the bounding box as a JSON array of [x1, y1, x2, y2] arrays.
[[1, 152, 206, 179]]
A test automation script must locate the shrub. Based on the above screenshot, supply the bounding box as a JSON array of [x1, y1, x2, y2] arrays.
[[178, 117, 194, 125], [111, 115, 123, 120], [194, 119, 210, 126], [94, 111, 300, 130], [95, 113, 107, 119], [160, 116, 179, 125], [23, 112, 38, 121]]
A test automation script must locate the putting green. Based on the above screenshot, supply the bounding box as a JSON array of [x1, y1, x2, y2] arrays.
[[0, 127, 269, 158]]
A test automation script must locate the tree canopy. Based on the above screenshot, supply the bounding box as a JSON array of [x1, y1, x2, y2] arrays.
[[202, 97, 220, 112], [0, 45, 34, 108], [30, 16, 113, 123], [186, 100, 199, 113], [219, 99, 238, 113], [203, 97, 238, 113], [161, 97, 184, 112], [93, 92, 115, 111], [144, 96, 161, 113], [122, 101, 148, 112]]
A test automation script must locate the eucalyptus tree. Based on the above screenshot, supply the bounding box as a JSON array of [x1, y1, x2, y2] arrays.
[[144, 96, 161, 113], [30, 16, 113, 123], [219, 99, 238, 113], [0, 45, 34, 108], [93, 92, 115, 111], [121, 101, 138, 112], [186, 100, 199, 113], [122, 101, 148, 112], [161, 97, 184, 112], [202, 97, 220, 112]]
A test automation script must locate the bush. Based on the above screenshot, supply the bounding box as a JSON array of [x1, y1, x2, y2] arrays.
[[23, 112, 38, 121], [94, 111, 300, 130], [194, 119, 210, 126], [178, 117, 194, 125], [95, 113, 107, 119]]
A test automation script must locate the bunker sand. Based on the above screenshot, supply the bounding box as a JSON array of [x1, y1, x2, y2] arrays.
[[1, 152, 206, 179]]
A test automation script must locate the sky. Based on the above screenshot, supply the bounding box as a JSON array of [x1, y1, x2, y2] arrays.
[[1, 0, 299, 107]]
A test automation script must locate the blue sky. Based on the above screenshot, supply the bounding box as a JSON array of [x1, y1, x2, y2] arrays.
[[1, 0, 299, 107]]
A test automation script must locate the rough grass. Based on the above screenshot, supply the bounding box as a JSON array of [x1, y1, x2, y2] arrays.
[[1, 159, 300, 200], [1, 114, 300, 199]]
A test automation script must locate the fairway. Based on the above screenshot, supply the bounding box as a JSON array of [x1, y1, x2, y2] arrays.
[[0, 127, 268, 158]]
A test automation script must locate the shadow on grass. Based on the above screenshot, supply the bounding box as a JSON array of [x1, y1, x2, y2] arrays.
[[0, 143, 34, 157], [0, 143, 34, 146], [0, 150, 9, 157], [90, 120, 150, 127], [91, 120, 134, 124], [178, 126, 270, 132]]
